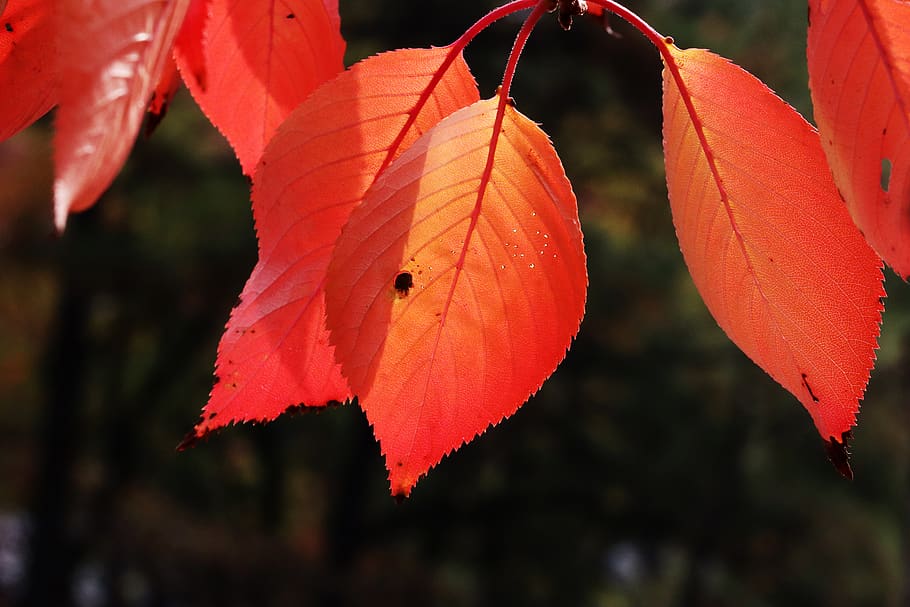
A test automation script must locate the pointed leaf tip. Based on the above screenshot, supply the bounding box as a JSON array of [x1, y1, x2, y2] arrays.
[[662, 45, 884, 442], [325, 97, 587, 496], [824, 431, 854, 480], [54, 0, 191, 230]]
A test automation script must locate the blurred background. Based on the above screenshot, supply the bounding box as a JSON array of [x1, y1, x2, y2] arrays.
[[3, 0, 910, 605]]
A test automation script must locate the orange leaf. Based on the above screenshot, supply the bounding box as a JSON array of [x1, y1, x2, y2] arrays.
[[0, 0, 55, 141], [54, 0, 191, 231], [662, 44, 884, 444], [175, 0, 345, 175], [189, 48, 480, 440], [808, 0, 910, 277], [325, 97, 588, 497]]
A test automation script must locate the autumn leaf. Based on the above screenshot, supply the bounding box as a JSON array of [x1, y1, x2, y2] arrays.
[[146, 57, 181, 134], [325, 97, 588, 497], [149, 0, 209, 134], [54, 0, 191, 231], [662, 43, 884, 447], [807, 0, 910, 278], [173, 0, 207, 89], [175, 0, 345, 175], [187, 47, 480, 440], [0, 0, 55, 142]]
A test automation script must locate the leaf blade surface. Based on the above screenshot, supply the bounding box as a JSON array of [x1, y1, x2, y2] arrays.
[[325, 97, 587, 496], [663, 44, 884, 442], [191, 47, 480, 438], [808, 0, 910, 276], [0, 0, 55, 141], [176, 0, 345, 174]]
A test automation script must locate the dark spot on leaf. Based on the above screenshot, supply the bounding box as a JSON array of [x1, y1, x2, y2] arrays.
[[145, 101, 169, 137], [801, 373, 820, 403], [286, 399, 347, 416], [4, 23, 12, 33], [284, 403, 307, 415], [881, 158, 892, 192], [177, 430, 201, 451], [824, 431, 854, 480], [286, 12, 294, 19], [208, 412, 217, 419], [394, 271, 413, 296]]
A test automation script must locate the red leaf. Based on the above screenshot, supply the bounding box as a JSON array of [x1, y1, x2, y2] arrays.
[[173, 0, 207, 89], [325, 97, 588, 497], [0, 0, 55, 141], [808, 0, 910, 277], [189, 47, 480, 439], [662, 44, 884, 442], [54, 0, 191, 231], [146, 57, 181, 134], [176, 0, 345, 175]]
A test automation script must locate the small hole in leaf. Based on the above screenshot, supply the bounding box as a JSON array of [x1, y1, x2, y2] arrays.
[[881, 158, 892, 192], [394, 272, 413, 296]]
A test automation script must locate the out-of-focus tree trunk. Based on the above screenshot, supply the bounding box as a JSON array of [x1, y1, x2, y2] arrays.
[[23, 213, 95, 607]]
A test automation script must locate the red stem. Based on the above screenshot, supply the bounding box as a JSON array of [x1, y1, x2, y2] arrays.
[[376, 0, 539, 176], [434, 1, 551, 339], [471, 0, 551, 258], [450, 0, 540, 55], [497, 0, 550, 100]]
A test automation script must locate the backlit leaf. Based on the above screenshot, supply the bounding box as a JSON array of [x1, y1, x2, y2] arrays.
[[0, 0, 55, 141], [325, 97, 587, 497], [189, 47, 480, 439], [173, 0, 207, 88], [176, 0, 345, 175], [662, 44, 884, 444], [54, 0, 191, 231], [808, 0, 910, 277]]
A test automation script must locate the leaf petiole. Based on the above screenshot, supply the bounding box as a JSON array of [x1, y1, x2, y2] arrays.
[[376, 0, 538, 177]]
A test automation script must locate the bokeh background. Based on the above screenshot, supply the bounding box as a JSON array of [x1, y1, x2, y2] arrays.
[[3, 1, 910, 605]]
